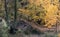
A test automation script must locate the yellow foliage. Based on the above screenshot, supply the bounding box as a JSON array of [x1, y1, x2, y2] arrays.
[[18, 9, 31, 16], [58, 34, 60, 37], [32, 16, 39, 21], [43, 0, 58, 28], [28, 0, 41, 6], [18, 0, 59, 28]]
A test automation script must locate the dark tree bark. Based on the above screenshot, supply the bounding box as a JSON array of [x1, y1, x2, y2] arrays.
[[5, 0, 8, 21]]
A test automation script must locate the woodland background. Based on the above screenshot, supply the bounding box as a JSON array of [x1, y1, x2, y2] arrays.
[[0, 0, 60, 37]]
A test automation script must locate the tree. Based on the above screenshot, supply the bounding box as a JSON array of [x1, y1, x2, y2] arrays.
[[18, 0, 59, 28]]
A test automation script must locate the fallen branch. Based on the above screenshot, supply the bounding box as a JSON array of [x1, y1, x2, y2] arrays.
[[19, 19, 56, 32]]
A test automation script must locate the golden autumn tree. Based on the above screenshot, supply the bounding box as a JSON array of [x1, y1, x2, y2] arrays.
[[42, 0, 59, 28], [18, 0, 59, 28]]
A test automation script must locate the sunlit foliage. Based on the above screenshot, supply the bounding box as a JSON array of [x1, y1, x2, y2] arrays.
[[43, 0, 59, 28], [18, 0, 59, 28]]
